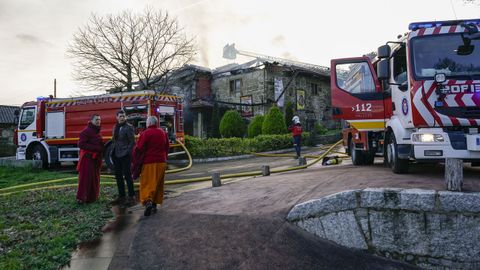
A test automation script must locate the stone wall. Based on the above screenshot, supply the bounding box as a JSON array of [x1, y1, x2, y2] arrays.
[[287, 188, 480, 270], [211, 69, 267, 117], [265, 66, 334, 129]]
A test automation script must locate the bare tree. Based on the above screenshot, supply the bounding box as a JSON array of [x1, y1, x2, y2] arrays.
[[67, 8, 196, 92]]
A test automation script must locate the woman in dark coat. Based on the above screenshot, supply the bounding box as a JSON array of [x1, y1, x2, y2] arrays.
[[76, 114, 104, 204]]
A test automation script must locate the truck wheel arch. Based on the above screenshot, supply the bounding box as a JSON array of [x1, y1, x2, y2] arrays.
[[25, 141, 50, 168], [385, 117, 411, 145]]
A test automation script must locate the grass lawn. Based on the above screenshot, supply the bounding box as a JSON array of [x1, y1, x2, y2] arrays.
[[0, 166, 76, 189], [0, 166, 116, 270]]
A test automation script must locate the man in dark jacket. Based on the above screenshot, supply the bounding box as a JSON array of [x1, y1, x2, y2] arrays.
[[77, 114, 104, 204], [111, 110, 136, 206]]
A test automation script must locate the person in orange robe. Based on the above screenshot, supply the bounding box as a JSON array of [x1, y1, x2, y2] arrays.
[[132, 116, 169, 216], [76, 114, 104, 204]]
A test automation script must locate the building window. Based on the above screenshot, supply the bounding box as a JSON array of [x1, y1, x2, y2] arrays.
[[311, 83, 319, 95], [229, 79, 242, 94]]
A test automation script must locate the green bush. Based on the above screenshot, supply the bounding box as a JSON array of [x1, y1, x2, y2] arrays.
[[185, 133, 311, 158], [219, 110, 245, 138], [262, 106, 287, 135], [247, 115, 265, 138], [314, 122, 328, 135], [284, 101, 294, 129]]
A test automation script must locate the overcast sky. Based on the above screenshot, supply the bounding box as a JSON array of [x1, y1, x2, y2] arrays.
[[1, 0, 479, 105]]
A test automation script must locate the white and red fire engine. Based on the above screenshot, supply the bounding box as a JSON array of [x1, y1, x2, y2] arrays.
[[14, 90, 184, 168], [331, 19, 480, 173]]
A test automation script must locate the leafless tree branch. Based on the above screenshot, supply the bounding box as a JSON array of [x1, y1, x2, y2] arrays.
[[67, 8, 197, 93]]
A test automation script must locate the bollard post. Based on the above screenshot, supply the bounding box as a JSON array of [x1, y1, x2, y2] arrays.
[[298, 156, 307, 166], [445, 158, 463, 191], [262, 165, 270, 176], [212, 172, 221, 187]]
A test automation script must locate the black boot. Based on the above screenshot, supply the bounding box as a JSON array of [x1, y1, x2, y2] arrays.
[[144, 201, 153, 216]]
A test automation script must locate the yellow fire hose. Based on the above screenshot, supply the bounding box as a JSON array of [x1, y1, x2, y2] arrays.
[[0, 140, 344, 196], [0, 139, 193, 194]]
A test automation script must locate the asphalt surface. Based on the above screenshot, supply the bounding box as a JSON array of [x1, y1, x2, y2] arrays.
[[67, 148, 480, 270]]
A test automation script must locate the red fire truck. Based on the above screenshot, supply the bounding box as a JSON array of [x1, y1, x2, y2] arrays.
[[15, 90, 184, 168], [331, 19, 480, 173]]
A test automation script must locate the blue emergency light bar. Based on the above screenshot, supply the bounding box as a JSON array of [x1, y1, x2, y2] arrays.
[[409, 19, 480, 31]]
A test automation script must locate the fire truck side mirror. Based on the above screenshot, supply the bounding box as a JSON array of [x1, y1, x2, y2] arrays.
[[13, 109, 20, 124], [377, 45, 391, 59], [377, 59, 390, 81]]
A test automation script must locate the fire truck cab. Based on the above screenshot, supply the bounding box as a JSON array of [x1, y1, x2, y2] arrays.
[[15, 90, 184, 168], [331, 19, 480, 173]]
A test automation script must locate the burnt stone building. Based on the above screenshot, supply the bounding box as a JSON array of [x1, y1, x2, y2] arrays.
[[211, 59, 335, 131], [128, 59, 334, 138], [134, 65, 215, 138]]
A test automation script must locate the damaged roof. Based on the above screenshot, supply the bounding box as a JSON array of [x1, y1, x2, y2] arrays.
[[0, 105, 19, 124], [212, 58, 330, 78]]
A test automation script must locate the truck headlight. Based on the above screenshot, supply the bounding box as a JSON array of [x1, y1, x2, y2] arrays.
[[411, 134, 444, 143]]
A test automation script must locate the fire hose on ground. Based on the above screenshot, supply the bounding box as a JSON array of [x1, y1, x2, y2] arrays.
[[0, 139, 345, 196]]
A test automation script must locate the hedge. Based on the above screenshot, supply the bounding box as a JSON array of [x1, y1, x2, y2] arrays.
[[185, 133, 310, 158]]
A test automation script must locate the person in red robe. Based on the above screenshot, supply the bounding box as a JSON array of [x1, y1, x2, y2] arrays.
[[132, 116, 169, 216], [76, 114, 104, 204]]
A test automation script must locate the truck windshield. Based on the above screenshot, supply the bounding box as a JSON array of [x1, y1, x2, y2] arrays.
[[19, 107, 35, 129], [411, 33, 480, 79]]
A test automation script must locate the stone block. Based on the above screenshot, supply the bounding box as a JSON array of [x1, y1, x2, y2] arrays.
[[426, 213, 480, 261], [369, 210, 428, 255], [286, 190, 359, 221], [438, 191, 480, 213], [361, 188, 435, 211], [398, 189, 436, 211], [354, 208, 371, 243], [296, 217, 325, 239], [445, 158, 463, 191], [320, 211, 368, 249]]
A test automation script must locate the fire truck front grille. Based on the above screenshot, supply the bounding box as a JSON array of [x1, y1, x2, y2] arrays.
[[435, 106, 480, 120], [445, 130, 467, 150]]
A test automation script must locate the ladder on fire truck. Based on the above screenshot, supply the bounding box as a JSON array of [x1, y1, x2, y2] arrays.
[[222, 43, 330, 74]]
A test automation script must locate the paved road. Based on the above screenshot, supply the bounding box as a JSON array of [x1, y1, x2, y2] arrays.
[[66, 148, 480, 270], [105, 153, 480, 270]]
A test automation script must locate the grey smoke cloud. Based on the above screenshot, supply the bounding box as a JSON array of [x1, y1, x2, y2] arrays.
[[272, 35, 285, 47], [16, 34, 53, 46], [282, 51, 297, 61]]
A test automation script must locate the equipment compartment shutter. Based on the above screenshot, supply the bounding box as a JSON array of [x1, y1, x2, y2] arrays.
[[46, 111, 65, 138], [158, 106, 175, 115]]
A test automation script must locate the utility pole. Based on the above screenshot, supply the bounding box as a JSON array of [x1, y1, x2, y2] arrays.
[[53, 79, 57, 98]]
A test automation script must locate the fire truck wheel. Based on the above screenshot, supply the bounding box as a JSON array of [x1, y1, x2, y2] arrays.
[[31, 145, 48, 169], [350, 139, 365, 165], [387, 133, 409, 174], [364, 152, 375, 165]]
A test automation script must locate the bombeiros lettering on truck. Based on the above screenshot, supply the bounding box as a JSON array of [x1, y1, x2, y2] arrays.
[[14, 90, 184, 168], [330, 19, 480, 173]]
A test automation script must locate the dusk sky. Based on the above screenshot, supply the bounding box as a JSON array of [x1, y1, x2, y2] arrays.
[[1, 0, 479, 105]]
